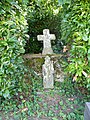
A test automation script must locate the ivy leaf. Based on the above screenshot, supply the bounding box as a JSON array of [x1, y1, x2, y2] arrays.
[[3, 90, 10, 98], [20, 95, 23, 99], [88, 39, 90, 45], [82, 34, 88, 41], [88, 48, 90, 54], [6, 0, 13, 2], [0, 41, 8, 46], [20, 48, 25, 53], [58, 0, 64, 5], [88, 54, 90, 61], [23, 0, 28, 4], [58, 0, 71, 5]]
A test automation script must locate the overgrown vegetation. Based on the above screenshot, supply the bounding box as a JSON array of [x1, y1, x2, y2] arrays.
[[0, 71, 90, 119], [0, 0, 28, 99], [60, 0, 90, 90], [0, 0, 90, 119]]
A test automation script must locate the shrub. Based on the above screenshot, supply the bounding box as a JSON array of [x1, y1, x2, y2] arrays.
[[0, 1, 28, 99], [61, 0, 90, 89]]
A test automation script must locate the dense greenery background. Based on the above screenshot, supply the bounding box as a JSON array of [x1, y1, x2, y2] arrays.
[[61, 0, 90, 89], [0, 0, 90, 100], [0, 0, 28, 99]]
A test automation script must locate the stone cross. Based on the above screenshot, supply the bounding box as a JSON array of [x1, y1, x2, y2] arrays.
[[37, 29, 56, 55], [42, 56, 54, 88]]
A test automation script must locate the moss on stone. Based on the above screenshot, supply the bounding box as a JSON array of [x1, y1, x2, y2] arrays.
[[23, 54, 65, 82], [24, 57, 44, 73]]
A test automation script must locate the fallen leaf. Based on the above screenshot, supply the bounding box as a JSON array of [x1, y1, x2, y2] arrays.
[[63, 46, 68, 52], [73, 74, 78, 81]]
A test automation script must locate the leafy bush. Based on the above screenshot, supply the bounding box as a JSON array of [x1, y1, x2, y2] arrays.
[[61, 0, 90, 89], [0, 1, 28, 99]]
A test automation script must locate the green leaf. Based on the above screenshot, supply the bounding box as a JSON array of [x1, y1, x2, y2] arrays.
[[88, 39, 90, 45], [52, 117, 58, 120], [23, 0, 29, 4], [6, 0, 13, 2], [3, 90, 10, 98], [88, 49, 90, 54], [87, 83, 90, 88], [20, 95, 23, 99], [19, 48, 25, 53], [76, 46, 87, 53], [0, 41, 8, 46], [82, 34, 88, 41], [59, 101, 63, 106], [58, 0, 71, 5], [88, 54, 90, 61]]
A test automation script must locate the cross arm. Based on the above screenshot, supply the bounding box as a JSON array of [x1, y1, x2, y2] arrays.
[[50, 34, 56, 40], [37, 35, 44, 41]]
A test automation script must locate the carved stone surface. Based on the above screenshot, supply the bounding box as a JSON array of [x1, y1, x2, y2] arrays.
[[23, 54, 65, 83], [37, 29, 56, 55], [42, 56, 54, 88], [54, 61, 64, 82], [84, 102, 90, 120]]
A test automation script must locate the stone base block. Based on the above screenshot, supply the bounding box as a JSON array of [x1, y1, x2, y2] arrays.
[[84, 102, 90, 120]]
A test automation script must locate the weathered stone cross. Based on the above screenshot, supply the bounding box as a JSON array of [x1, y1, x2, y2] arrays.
[[37, 29, 56, 55]]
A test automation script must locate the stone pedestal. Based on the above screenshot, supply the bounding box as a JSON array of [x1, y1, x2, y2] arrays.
[[84, 102, 90, 120], [23, 54, 65, 84]]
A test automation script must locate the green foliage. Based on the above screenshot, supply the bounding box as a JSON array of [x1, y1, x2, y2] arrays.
[[61, 0, 90, 89], [58, 0, 71, 5], [0, 0, 28, 99], [25, 0, 62, 53], [1, 78, 90, 119]]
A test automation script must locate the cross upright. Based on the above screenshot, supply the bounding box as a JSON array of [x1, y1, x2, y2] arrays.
[[37, 29, 56, 55]]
